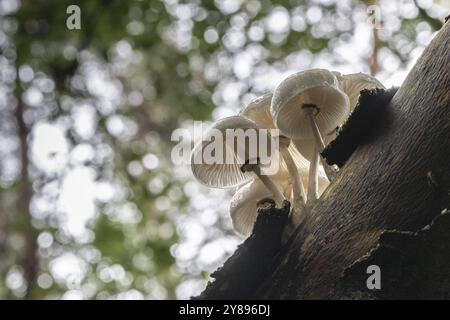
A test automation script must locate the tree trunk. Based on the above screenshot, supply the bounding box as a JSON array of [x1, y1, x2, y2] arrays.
[[198, 19, 450, 300], [14, 84, 38, 299]]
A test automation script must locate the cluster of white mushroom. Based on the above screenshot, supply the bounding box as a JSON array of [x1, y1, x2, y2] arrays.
[[191, 69, 384, 237]]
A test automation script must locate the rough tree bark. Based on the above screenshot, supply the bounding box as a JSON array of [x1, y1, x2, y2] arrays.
[[197, 19, 450, 300]]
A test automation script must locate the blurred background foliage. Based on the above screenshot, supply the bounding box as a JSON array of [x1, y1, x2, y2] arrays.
[[0, 0, 447, 299]]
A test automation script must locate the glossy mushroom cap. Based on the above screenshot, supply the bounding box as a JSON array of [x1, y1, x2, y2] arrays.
[[230, 177, 291, 237], [333, 72, 385, 111], [271, 69, 350, 140], [240, 93, 274, 130], [240, 93, 309, 170], [190, 115, 280, 188]]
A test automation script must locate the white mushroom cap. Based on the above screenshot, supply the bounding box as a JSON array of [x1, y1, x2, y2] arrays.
[[240, 93, 274, 130], [271, 69, 350, 140], [190, 115, 281, 188], [333, 72, 385, 111], [229, 165, 328, 237], [239, 93, 309, 170], [230, 176, 291, 237]]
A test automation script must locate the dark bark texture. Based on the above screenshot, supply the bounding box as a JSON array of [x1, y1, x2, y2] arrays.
[[194, 201, 290, 300], [197, 19, 450, 300]]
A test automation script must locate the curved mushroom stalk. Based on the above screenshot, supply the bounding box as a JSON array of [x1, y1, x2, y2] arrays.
[[307, 144, 320, 204], [278, 136, 306, 213], [303, 105, 339, 181], [240, 160, 285, 206], [303, 104, 326, 150]]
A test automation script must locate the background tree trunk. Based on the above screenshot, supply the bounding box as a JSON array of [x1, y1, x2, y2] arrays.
[[14, 83, 37, 299], [198, 19, 450, 300]]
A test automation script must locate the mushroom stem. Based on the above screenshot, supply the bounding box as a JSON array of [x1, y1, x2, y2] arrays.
[[279, 138, 307, 211], [304, 105, 339, 181], [307, 145, 320, 204], [241, 162, 285, 206], [304, 106, 325, 150]]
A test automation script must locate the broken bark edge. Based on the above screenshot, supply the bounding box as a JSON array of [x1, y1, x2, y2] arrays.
[[322, 87, 399, 168], [193, 201, 290, 300], [341, 208, 450, 299]]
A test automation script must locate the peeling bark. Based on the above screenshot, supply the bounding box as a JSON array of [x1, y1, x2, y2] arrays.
[[342, 209, 450, 299]]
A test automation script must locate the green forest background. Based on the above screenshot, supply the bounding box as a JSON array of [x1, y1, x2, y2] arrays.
[[0, 0, 447, 299]]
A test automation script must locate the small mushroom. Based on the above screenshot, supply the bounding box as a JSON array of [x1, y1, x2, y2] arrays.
[[333, 72, 385, 111], [240, 93, 307, 210], [230, 176, 292, 237], [271, 69, 349, 142], [271, 69, 349, 199], [191, 115, 285, 205]]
